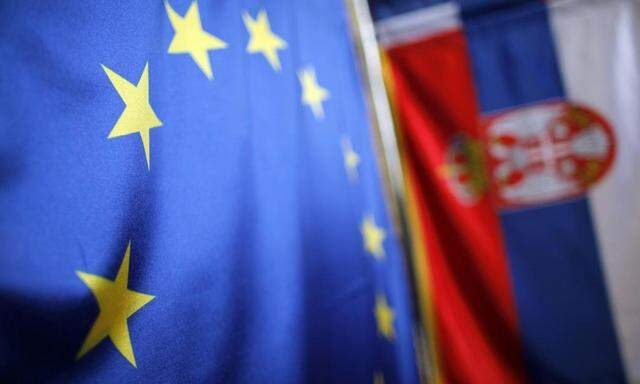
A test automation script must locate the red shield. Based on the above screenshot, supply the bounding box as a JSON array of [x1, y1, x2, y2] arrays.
[[483, 101, 616, 208]]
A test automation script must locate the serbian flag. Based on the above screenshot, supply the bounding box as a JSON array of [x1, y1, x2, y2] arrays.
[[373, 0, 640, 382]]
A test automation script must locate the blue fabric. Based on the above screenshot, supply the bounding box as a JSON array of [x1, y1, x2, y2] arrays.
[[500, 200, 626, 382], [0, 1, 419, 383], [458, 0, 534, 15], [463, 1, 564, 112], [368, 0, 449, 21], [463, 2, 626, 382], [368, 0, 536, 20]]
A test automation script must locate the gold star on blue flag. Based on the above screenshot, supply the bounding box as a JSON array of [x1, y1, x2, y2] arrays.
[[0, 1, 420, 383]]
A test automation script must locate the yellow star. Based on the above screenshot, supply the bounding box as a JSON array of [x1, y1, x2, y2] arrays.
[[102, 63, 162, 170], [298, 67, 330, 119], [374, 372, 385, 384], [242, 10, 287, 71], [76, 242, 155, 367], [341, 136, 360, 182], [374, 294, 395, 341], [165, 1, 228, 80], [361, 215, 386, 259]]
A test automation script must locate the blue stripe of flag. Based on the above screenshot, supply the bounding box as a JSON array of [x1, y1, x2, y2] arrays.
[[462, 2, 626, 382]]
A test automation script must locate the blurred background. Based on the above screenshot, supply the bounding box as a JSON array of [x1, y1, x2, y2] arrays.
[[371, 0, 639, 383], [0, 0, 638, 383]]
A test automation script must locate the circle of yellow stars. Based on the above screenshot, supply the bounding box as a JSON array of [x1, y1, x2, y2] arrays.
[[82, 1, 396, 378], [102, 2, 337, 171]]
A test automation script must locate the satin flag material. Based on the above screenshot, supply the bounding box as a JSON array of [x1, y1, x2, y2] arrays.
[[0, 1, 420, 382], [374, 0, 640, 382]]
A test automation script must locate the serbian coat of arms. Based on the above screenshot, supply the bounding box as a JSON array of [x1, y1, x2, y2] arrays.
[[439, 101, 616, 209]]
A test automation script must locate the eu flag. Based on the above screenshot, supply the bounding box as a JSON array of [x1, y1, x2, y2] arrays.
[[0, 1, 419, 382]]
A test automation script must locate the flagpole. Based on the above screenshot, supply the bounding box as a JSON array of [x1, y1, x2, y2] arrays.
[[344, 0, 432, 382]]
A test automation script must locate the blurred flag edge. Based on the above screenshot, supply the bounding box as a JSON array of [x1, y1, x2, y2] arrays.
[[346, 0, 436, 383], [374, 0, 640, 383]]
